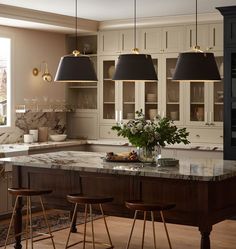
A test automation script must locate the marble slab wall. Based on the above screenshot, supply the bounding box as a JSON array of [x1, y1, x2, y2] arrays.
[[0, 111, 66, 144]]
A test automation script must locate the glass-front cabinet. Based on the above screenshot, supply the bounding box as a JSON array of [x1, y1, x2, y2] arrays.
[[185, 55, 223, 127], [230, 52, 236, 146], [100, 56, 159, 123], [162, 54, 183, 125]]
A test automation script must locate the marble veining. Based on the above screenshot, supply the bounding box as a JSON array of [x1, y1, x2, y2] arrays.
[[0, 111, 66, 144], [0, 151, 235, 181]]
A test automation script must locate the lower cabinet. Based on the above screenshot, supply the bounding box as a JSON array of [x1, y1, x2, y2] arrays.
[[0, 171, 12, 214], [67, 111, 98, 139]]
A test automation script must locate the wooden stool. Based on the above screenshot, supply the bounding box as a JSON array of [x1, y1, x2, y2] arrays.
[[65, 194, 114, 249], [125, 200, 176, 249], [4, 188, 56, 249]]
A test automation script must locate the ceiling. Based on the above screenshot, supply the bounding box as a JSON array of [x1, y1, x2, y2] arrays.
[[0, 0, 235, 21], [0, 0, 235, 34]]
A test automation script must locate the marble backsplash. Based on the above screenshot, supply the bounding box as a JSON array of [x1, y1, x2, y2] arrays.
[[0, 111, 66, 144]]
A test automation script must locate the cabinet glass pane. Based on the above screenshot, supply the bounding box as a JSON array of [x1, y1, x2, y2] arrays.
[[166, 58, 179, 121], [190, 82, 205, 122], [103, 60, 115, 119], [213, 81, 223, 122], [145, 58, 158, 120], [123, 81, 135, 119], [213, 56, 224, 122], [145, 81, 158, 120], [232, 102, 236, 145], [232, 53, 236, 97]]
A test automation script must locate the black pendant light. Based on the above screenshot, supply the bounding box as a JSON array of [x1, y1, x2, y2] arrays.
[[112, 0, 157, 81], [54, 0, 97, 82], [172, 0, 220, 82]]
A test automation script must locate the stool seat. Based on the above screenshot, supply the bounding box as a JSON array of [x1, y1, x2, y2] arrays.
[[125, 200, 175, 249], [4, 188, 55, 249], [125, 200, 175, 211], [67, 194, 113, 204], [8, 188, 52, 196], [65, 193, 113, 249]]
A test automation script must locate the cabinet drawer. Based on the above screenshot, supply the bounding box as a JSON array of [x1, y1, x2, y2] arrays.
[[188, 128, 223, 144], [100, 125, 119, 139]]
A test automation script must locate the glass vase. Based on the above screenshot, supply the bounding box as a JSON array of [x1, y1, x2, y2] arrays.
[[138, 146, 155, 163]]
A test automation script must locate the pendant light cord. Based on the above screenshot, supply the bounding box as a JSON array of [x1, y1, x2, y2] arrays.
[[195, 0, 198, 47], [134, 0, 136, 49], [75, 0, 78, 50]]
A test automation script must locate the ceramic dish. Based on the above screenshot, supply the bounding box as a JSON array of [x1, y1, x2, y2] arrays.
[[49, 134, 67, 142]]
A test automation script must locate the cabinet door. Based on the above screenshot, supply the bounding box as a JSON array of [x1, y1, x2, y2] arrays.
[[139, 28, 162, 53], [162, 54, 184, 125], [185, 82, 209, 126], [137, 57, 159, 119], [67, 112, 98, 139], [209, 23, 223, 51], [162, 26, 184, 53], [120, 29, 135, 53], [186, 24, 209, 50], [100, 56, 118, 123], [119, 81, 137, 120], [225, 17, 236, 47], [99, 31, 120, 54], [208, 55, 224, 126]]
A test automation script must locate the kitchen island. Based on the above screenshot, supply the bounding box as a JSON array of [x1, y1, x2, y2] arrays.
[[1, 151, 236, 249]]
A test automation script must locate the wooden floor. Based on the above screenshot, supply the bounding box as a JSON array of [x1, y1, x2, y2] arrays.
[[2, 216, 236, 249]]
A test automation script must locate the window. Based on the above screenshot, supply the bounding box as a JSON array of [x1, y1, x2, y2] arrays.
[[0, 37, 11, 127]]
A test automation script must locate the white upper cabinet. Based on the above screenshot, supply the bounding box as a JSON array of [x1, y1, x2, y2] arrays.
[[162, 26, 185, 53], [139, 27, 162, 53], [140, 26, 184, 53], [99, 31, 120, 55], [120, 29, 135, 53], [186, 24, 209, 50], [209, 23, 223, 51], [185, 23, 223, 52]]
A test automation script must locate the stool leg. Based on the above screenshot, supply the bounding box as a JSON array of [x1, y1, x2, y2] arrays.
[[25, 197, 30, 249], [39, 196, 56, 249], [29, 197, 34, 249], [65, 203, 78, 249], [151, 211, 157, 249], [4, 196, 19, 249], [126, 210, 138, 249], [99, 204, 113, 248], [83, 204, 88, 249], [160, 211, 172, 249], [89, 204, 95, 249], [141, 211, 147, 249]]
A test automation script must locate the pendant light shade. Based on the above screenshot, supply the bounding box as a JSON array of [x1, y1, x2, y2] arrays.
[[172, 52, 221, 82], [172, 0, 220, 82], [55, 54, 97, 82], [54, 0, 97, 82], [112, 54, 157, 81], [113, 0, 157, 81]]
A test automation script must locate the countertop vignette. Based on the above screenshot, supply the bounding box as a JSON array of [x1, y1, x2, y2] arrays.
[[0, 151, 233, 181]]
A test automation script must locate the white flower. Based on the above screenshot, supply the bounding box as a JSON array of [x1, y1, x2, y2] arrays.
[[136, 123, 143, 130], [130, 127, 138, 134], [144, 124, 152, 132]]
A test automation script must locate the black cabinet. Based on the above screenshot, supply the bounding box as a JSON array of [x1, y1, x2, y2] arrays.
[[217, 6, 236, 159]]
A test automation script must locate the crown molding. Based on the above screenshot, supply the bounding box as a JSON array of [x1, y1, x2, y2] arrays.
[[0, 4, 98, 33], [99, 12, 223, 30]]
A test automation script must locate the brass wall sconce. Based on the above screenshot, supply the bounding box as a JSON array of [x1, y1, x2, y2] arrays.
[[33, 61, 53, 82]]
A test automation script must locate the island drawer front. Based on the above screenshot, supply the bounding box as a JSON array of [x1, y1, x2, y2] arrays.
[[99, 125, 119, 139], [188, 128, 223, 144]]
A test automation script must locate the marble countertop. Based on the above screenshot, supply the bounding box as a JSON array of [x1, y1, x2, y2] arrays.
[[0, 151, 233, 181], [0, 138, 223, 155]]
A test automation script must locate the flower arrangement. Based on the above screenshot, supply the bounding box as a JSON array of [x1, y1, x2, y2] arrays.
[[112, 110, 190, 148]]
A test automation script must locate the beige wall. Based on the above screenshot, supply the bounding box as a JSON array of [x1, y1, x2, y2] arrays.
[[0, 25, 66, 104]]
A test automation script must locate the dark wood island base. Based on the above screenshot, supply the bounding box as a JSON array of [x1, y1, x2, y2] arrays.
[[1, 151, 236, 249]]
